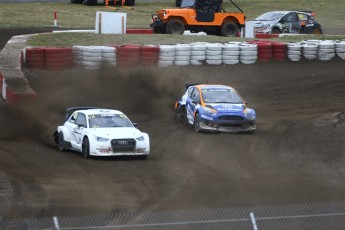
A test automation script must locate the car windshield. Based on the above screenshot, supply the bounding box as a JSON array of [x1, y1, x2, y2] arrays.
[[201, 88, 243, 104], [181, 0, 195, 8], [88, 114, 133, 128], [255, 12, 285, 21]]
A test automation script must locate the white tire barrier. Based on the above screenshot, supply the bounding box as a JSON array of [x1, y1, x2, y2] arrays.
[[240, 43, 257, 64], [206, 43, 223, 65], [174, 44, 191, 66], [318, 41, 335, 61], [287, 43, 302, 61], [159, 45, 175, 66], [335, 41, 345, 60]]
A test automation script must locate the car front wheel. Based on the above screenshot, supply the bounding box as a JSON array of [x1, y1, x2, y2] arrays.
[[82, 137, 90, 159], [58, 132, 65, 152], [194, 114, 202, 133]]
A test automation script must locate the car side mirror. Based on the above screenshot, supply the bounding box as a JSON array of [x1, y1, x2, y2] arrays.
[[133, 123, 138, 127]]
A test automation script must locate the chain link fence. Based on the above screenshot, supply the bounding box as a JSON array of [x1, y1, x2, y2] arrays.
[[1, 201, 345, 230]]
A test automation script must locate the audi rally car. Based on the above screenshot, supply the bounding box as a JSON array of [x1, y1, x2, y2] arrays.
[[175, 84, 256, 133], [53, 107, 150, 159], [254, 11, 322, 35]]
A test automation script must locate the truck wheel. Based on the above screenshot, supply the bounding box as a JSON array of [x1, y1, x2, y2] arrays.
[[166, 19, 185, 35], [220, 22, 238, 37], [311, 27, 322, 35]]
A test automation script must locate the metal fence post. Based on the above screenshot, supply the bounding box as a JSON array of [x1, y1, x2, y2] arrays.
[[53, 216, 60, 230], [250, 212, 258, 230]]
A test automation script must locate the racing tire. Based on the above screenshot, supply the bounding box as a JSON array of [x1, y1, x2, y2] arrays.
[[220, 22, 239, 37], [82, 137, 90, 159], [271, 28, 281, 34], [194, 114, 202, 133], [57, 132, 65, 152], [174, 107, 183, 123], [166, 19, 185, 35]]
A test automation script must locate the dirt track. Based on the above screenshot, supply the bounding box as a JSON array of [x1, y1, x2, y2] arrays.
[[0, 30, 345, 219]]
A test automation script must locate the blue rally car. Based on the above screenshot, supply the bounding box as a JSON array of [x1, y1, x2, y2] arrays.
[[174, 84, 256, 133]]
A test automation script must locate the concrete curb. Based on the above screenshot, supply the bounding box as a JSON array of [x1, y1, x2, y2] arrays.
[[0, 34, 37, 104]]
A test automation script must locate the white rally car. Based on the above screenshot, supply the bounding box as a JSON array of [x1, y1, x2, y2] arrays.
[[53, 107, 150, 159]]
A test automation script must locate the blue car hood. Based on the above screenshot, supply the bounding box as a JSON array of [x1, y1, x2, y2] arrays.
[[207, 103, 244, 113]]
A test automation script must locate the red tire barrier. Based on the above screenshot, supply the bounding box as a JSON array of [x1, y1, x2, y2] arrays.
[[25, 47, 45, 69], [44, 47, 74, 70], [256, 41, 273, 61], [140, 45, 159, 66], [117, 45, 141, 67], [271, 42, 287, 61]]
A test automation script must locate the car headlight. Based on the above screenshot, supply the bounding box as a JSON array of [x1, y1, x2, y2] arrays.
[[202, 106, 217, 115], [136, 136, 144, 141], [96, 136, 110, 142]]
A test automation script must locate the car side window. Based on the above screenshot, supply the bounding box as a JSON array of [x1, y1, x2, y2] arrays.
[[69, 112, 78, 124], [75, 113, 87, 128], [283, 13, 298, 22], [191, 88, 200, 103], [187, 87, 194, 97]]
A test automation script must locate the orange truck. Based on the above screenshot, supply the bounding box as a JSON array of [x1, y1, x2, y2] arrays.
[[150, 0, 245, 36]]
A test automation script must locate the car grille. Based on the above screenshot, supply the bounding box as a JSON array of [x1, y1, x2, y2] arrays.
[[219, 115, 244, 121], [111, 139, 136, 152]]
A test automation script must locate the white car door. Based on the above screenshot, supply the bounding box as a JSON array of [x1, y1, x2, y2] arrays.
[[71, 112, 87, 151]]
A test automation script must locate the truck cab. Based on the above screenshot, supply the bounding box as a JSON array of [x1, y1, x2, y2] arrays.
[[150, 0, 245, 36]]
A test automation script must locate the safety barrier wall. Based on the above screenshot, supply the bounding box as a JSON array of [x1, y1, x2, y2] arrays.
[[24, 40, 345, 70]]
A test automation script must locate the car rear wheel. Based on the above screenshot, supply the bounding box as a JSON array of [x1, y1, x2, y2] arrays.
[[82, 137, 90, 159], [166, 19, 185, 34], [175, 106, 185, 123], [58, 132, 65, 152], [271, 28, 281, 34], [194, 114, 201, 133], [220, 22, 238, 37]]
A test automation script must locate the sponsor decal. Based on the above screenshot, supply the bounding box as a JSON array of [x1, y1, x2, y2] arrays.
[[201, 114, 213, 120]]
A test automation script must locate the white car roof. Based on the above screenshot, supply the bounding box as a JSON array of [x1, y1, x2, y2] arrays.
[[79, 109, 124, 116]]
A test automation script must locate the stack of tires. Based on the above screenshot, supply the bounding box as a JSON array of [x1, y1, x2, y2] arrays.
[[272, 42, 287, 61], [206, 43, 223, 65], [190, 42, 207, 66], [335, 41, 345, 60], [239, 43, 258, 64], [174, 44, 191, 66], [140, 45, 159, 66], [301, 40, 318, 60], [78, 46, 103, 70], [287, 43, 302, 61], [25, 47, 45, 69], [117, 45, 140, 67], [222, 42, 240, 65], [317, 40, 335, 61], [45, 47, 73, 70], [158, 45, 175, 67], [256, 41, 273, 62], [101, 46, 117, 67]]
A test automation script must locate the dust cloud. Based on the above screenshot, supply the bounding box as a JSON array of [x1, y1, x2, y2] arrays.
[[0, 66, 186, 145]]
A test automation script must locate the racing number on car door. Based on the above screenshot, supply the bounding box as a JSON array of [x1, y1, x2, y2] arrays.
[[282, 12, 301, 33]]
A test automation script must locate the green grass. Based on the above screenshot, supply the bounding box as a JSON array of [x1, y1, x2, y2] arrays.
[[1, 1, 344, 46]]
